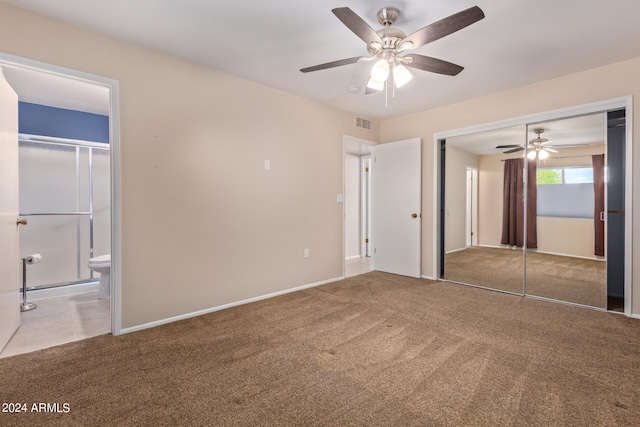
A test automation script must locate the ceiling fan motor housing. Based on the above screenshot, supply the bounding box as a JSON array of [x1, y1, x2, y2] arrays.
[[377, 7, 399, 26]]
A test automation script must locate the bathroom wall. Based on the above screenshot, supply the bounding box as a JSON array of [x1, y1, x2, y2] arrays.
[[0, 3, 379, 329], [19, 102, 109, 143]]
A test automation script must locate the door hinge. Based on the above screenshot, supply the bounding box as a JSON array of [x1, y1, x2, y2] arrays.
[[365, 167, 369, 172], [365, 238, 369, 243]]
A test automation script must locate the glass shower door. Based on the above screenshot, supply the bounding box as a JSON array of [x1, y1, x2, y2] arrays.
[[19, 138, 109, 289]]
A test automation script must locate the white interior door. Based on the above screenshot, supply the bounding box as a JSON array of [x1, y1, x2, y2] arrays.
[[0, 66, 20, 352], [372, 138, 421, 278]]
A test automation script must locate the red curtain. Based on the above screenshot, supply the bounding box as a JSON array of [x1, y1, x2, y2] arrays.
[[501, 158, 537, 248], [592, 154, 605, 256]]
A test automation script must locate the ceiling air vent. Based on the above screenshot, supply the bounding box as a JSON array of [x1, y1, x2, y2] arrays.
[[356, 117, 371, 130]]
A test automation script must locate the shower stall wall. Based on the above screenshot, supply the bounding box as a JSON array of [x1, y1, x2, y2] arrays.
[[18, 134, 110, 290]]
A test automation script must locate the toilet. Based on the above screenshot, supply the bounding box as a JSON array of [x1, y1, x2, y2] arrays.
[[88, 254, 111, 299]]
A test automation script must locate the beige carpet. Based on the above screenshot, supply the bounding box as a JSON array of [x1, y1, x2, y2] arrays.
[[1, 272, 639, 426], [444, 246, 607, 308]]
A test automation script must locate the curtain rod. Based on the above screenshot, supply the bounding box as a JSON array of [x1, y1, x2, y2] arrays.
[[501, 154, 599, 162]]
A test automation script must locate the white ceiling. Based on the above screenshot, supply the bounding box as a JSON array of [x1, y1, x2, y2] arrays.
[[1, 65, 110, 115], [447, 113, 606, 155], [3, 0, 640, 120]]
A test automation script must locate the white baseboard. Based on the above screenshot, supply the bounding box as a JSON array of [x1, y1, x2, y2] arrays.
[[445, 247, 467, 254], [421, 275, 437, 281], [477, 244, 603, 261], [345, 255, 362, 260], [27, 281, 99, 301], [120, 276, 344, 335]]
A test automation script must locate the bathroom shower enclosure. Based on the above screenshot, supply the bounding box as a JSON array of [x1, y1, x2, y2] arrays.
[[18, 135, 110, 290]]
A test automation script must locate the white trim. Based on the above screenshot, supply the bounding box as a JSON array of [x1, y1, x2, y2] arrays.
[[343, 135, 376, 278], [446, 247, 468, 254], [474, 245, 604, 262], [0, 52, 122, 335], [120, 276, 344, 335], [345, 255, 362, 260], [19, 133, 110, 149], [27, 282, 99, 301], [434, 96, 633, 317], [421, 275, 437, 280], [528, 249, 605, 262]]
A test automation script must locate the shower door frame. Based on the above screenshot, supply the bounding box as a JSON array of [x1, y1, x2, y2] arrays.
[[18, 134, 110, 289], [0, 52, 122, 336]]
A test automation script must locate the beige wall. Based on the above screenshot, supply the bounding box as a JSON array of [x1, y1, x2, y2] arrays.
[[381, 57, 640, 316], [444, 146, 478, 252], [345, 153, 361, 258], [0, 3, 380, 329], [477, 144, 605, 259]]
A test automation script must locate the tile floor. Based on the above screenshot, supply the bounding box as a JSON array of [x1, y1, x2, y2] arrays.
[[0, 291, 110, 359], [345, 256, 372, 277]]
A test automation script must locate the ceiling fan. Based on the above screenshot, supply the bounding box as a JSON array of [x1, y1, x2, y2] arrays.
[[496, 129, 559, 159], [300, 5, 485, 93]]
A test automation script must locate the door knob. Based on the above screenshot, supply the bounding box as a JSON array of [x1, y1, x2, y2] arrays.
[[16, 219, 27, 226], [411, 213, 418, 218]]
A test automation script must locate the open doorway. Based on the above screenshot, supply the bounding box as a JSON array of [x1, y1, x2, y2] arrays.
[[0, 53, 120, 357], [344, 136, 375, 278]]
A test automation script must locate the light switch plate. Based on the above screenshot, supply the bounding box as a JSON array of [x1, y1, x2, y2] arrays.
[[264, 160, 270, 170], [337, 194, 344, 203]]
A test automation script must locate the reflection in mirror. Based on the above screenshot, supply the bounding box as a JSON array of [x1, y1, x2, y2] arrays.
[[524, 114, 607, 309], [443, 125, 527, 295]]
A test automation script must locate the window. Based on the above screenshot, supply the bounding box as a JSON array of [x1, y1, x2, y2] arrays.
[[536, 167, 593, 185], [536, 166, 594, 218]]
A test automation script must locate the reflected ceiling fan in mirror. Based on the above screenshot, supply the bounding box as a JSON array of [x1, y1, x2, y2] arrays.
[[496, 129, 559, 159], [300, 5, 485, 94]]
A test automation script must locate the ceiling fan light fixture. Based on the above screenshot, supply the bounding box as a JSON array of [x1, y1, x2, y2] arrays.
[[370, 58, 390, 82], [393, 64, 413, 88], [366, 76, 385, 91], [538, 149, 549, 160], [527, 150, 537, 160]]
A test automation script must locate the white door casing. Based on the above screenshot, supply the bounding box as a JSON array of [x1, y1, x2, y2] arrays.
[[372, 138, 422, 278], [0, 66, 20, 352]]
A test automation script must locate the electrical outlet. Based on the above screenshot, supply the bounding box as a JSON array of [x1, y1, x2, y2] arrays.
[[304, 248, 310, 258]]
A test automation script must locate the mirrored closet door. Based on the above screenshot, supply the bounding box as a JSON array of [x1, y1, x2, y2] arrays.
[[440, 111, 622, 310], [442, 125, 526, 295], [524, 115, 607, 309]]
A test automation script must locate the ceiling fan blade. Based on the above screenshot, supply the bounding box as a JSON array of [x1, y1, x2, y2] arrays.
[[332, 7, 383, 46], [401, 6, 485, 50], [496, 145, 521, 149], [365, 86, 378, 95], [300, 56, 363, 73], [545, 147, 559, 153], [504, 147, 524, 154], [403, 54, 464, 76]]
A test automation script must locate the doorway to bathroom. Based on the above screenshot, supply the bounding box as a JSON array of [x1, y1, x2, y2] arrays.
[[0, 53, 121, 357]]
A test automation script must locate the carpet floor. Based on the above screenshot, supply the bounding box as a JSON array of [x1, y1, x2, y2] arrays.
[[1, 272, 639, 426], [444, 247, 607, 308]]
